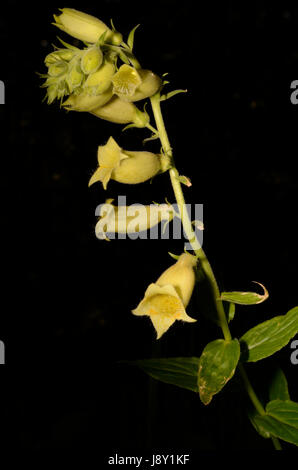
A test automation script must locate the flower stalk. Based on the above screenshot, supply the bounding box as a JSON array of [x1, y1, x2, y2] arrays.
[[149, 90, 281, 450]]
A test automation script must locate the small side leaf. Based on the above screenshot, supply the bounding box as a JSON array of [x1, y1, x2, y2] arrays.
[[198, 339, 240, 405], [132, 357, 200, 392], [240, 306, 298, 362], [127, 24, 140, 51], [254, 400, 298, 446], [247, 407, 271, 439], [160, 89, 187, 101], [220, 282, 269, 305], [228, 303, 236, 322], [269, 368, 290, 402], [176, 175, 192, 187]]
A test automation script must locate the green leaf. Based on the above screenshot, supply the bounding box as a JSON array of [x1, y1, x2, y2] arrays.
[[160, 89, 187, 101], [269, 368, 290, 402], [240, 306, 298, 362], [176, 175, 192, 187], [220, 282, 268, 305], [247, 407, 271, 439], [56, 36, 80, 50], [267, 399, 298, 424], [133, 357, 200, 392], [118, 49, 130, 65], [198, 339, 240, 405], [254, 400, 298, 446], [127, 24, 140, 51]]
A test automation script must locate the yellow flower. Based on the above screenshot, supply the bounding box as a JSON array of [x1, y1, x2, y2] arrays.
[[62, 88, 113, 112], [53, 8, 123, 45], [132, 253, 197, 339], [112, 65, 161, 102], [88, 137, 161, 189], [95, 200, 174, 239], [83, 59, 116, 95], [91, 96, 150, 126]]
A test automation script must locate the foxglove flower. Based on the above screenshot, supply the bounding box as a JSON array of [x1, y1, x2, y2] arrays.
[[88, 137, 161, 189], [95, 200, 174, 240], [53, 8, 123, 45], [91, 96, 150, 126], [132, 253, 197, 339], [112, 65, 161, 102]]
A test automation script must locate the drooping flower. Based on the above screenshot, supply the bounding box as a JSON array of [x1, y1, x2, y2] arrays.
[[111, 65, 161, 102], [52, 8, 123, 45], [91, 96, 150, 126], [95, 200, 174, 240], [132, 253, 197, 339], [88, 137, 161, 189], [62, 88, 113, 112]]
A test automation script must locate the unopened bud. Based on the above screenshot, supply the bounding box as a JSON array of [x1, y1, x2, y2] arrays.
[[81, 46, 103, 74], [48, 61, 68, 77], [66, 62, 84, 93], [45, 49, 76, 65], [83, 60, 115, 95], [53, 8, 122, 45]]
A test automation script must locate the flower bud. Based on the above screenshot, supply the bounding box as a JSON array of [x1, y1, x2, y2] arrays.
[[91, 96, 149, 126], [112, 65, 161, 102], [48, 61, 68, 77], [46, 85, 58, 104], [45, 49, 76, 65], [88, 136, 161, 189], [53, 8, 123, 45], [66, 62, 84, 93], [132, 253, 197, 339], [83, 60, 115, 95], [80, 46, 103, 74], [95, 201, 174, 240], [62, 87, 113, 112]]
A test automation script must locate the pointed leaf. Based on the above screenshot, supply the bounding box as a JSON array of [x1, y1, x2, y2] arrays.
[[56, 36, 80, 50], [198, 339, 240, 405], [220, 282, 268, 305], [160, 89, 187, 101], [254, 400, 298, 446], [176, 175, 192, 187], [132, 357, 200, 392], [240, 306, 298, 362], [269, 368, 290, 402], [127, 24, 140, 51], [247, 407, 271, 439]]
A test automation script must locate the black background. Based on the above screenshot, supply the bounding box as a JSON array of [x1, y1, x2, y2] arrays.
[[0, 0, 298, 454]]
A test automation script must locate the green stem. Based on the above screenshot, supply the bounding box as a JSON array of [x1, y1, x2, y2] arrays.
[[150, 93, 231, 341], [149, 91, 282, 450], [238, 364, 282, 450]]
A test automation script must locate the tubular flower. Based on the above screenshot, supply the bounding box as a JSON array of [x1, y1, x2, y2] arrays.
[[91, 96, 150, 126], [112, 65, 162, 102], [95, 200, 174, 240], [62, 88, 113, 112], [83, 59, 116, 95], [88, 137, 161, 189], [52, 8, 123, 45], [132, 253, 197, 339]]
